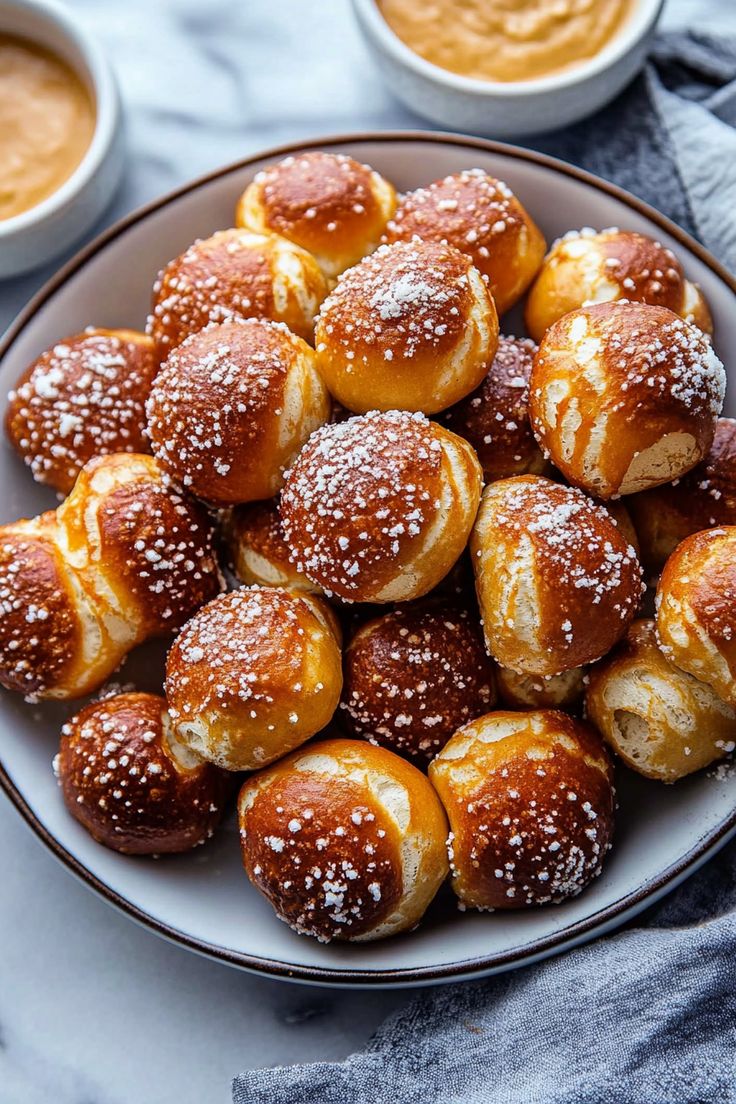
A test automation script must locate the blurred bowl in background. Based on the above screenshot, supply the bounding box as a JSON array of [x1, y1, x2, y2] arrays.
[[0, 0, 123, 279], [352, 0, 664, 138]]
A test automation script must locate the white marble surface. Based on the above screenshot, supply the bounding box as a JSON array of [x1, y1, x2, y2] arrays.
[[0, 1, 725, 1101]]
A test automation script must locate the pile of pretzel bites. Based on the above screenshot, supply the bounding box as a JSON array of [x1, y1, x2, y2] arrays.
[[2, 151, 734, 944]]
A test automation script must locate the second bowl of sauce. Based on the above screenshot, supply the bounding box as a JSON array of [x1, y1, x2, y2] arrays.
[[353, 0, 664, 137], [377, 0, 634, 84]]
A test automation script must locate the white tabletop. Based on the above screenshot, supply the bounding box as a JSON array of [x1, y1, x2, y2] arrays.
[[0, 1, 716, 1101]]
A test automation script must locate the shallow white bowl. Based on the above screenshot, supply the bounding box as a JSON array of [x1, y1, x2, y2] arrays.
[[352, 0, 664, 137], [1, 133, 735, 988], [0, 0, 124, 278]]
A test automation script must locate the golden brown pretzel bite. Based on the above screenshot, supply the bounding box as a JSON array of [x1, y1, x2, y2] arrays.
[[238, 738, 448, 941], [341, 602, 496, 766], [529, 301, 725, 499], [148, 228, 328, 360], [5, 328, 156, 494], [526, 228, 712, 342], [56, 692, 228, 853], [471, 475, 642, 677], [165, 586, 343, 772], [314, 239, 498, 417], [0, 453, 221, 699], [430, 710, 614, 910], [656, 527, 736, 707], [236, 151, 397, 280], [281, 410, 483, 603], [146, 319, 331, 506], [586, 620, 736, 782]]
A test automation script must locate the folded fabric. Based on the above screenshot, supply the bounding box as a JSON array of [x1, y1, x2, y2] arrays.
[[234, 838, 736, 1104], [535, 29, 736, 273], [234, 28, 736, 1104]]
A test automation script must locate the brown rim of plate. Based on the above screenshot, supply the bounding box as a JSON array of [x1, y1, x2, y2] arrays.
[[1, 131, 736, 987]]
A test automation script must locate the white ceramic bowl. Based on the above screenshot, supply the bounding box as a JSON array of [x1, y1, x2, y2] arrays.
[[1, 133, 735, 989], [352, 0, 664, 137], [0, 0, 123, 278]]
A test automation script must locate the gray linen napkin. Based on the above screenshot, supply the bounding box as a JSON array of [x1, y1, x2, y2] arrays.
[[535, 29, 736, 273], [234, 32, 736, 1104]]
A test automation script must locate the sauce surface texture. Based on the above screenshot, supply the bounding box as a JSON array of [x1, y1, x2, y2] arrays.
[[0, 34, 96, 221], [378, 0, 633, 83]]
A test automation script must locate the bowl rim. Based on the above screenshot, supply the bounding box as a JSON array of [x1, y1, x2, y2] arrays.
[[1, 129, 736, 988], [352, 0, 665, 97], [0, 0, 120, 239]]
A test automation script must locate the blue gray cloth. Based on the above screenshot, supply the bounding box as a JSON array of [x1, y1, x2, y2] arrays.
[[535, 29, 736, 273], [234, 29, 736, 1104], [235, 844, 736, 1103]]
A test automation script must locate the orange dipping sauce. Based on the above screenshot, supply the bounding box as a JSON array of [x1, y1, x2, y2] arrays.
[[378, 0, 634, 84], [0, 34, 96, 220]]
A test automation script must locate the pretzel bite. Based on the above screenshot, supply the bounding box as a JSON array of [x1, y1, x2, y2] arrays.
[[586, 619, 736, 782], [384, 169, 545, 315], [165, 586, 342, 772], [238, 738, 449, 941], [5, 329, 156, 494], [225, 499, 320, 593], [525, 228, 713, 343], [235, 151, 397, 280], [0, 524, 85, 697], [0, 453, 221, 699], [148, 228, 328, 361], [441, 334, 546, 482], [429, 710, 614, 910], [529, 302, 725, 499], [497, 665, 586, 710], [146, 319, 330, 506], [55, 693, 228, 853], [627, 418, 736, 571], [57, 453, 221, 638], [314, 240, 498, 415], [281, 410, 483, 603], [656, 527, 736, 707], [471, 476, 643, 677], [340, 603, 497, 766]]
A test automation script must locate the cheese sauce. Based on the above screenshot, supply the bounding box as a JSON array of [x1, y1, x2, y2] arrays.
[[0, 34, 96, 221], [378, 0, 634, 84]]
